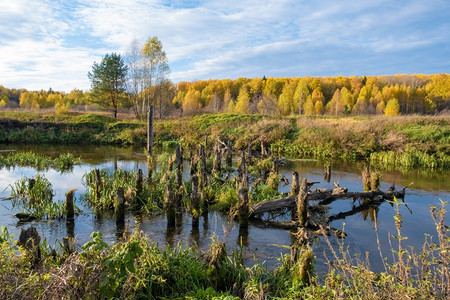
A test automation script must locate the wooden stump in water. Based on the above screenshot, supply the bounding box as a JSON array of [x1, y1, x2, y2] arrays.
[[190, 175, 201, 226], [212, 141, 222, 175], [290, 172, 299, 196], [272, 158, 279, 174], [239, 150, 248, 189], [190, 151, 197, 176], [135, 168, 143, 205], [260, 140, 267, 157], [94, 168, 102, 201], [116, 187, 125, 221], [297, 178, 309, 226], [175, 144, 183, 171], [238, 188, 249, 227], [65, 188, 76, 220], [147, 105, 154, 155], [199, 145, 208, 187], [226, 141, 232, 167], [147, 155, 153, 182], [164, 183, 176, 226], [362, 166, 371, 191], [18, 226, 41, 263]]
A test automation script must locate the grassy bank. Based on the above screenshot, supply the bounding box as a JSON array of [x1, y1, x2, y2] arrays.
[[0, 112, 448, 168], [0, 200, 448, 299]]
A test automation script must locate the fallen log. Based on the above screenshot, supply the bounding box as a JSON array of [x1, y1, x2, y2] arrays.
[[251, 187, 405, 216]]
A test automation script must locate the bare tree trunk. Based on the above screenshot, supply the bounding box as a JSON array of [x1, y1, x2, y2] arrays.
[[147, 105, 154, 155]]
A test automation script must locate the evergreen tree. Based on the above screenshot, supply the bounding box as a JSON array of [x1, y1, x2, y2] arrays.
[[88, 53, 128, 119]]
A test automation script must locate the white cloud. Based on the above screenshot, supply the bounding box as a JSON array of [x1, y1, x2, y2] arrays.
[[0, 0, 449, 92]]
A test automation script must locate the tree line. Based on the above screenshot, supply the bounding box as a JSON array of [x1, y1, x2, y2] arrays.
[[1, 36, 449, 118]]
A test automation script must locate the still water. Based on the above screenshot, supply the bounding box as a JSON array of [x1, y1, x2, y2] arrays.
[[0, 145, 448, 273]]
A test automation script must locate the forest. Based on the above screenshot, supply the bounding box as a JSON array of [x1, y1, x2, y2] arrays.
[[1, 73, 449, 118]]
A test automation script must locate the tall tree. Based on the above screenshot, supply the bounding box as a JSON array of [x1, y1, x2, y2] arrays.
[[235, 86, 250, 114], [126, 39, 145, 119], [88, 53, 128, 119], [141, 36, 170, 118]]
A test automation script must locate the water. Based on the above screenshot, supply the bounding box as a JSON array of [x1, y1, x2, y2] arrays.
[[0, 145, 448, 272]]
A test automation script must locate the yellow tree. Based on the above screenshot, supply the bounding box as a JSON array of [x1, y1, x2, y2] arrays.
[[376, 100, 385, 114], [314, 100, 324, 115], [277, 80, 296, 115], [182, 89, 200, 114], [257, 94, 277, 115], [223, 89, 233, 113], [384, 98, 400, 116], [235, 86, 250, 114], [293, 78, 310, 114], [303, 96, 314, 115]]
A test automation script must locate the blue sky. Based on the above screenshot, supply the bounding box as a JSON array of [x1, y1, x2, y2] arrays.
[[0, 0, 449, 92]]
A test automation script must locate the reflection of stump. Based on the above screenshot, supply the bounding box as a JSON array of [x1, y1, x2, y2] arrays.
[[324, 164, 331, 182], [238, 188, 249, 227], [164, 183, 176, 226], [190, 175, 201, 226]]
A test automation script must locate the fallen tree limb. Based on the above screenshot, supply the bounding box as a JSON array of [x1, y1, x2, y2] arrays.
[[251, 188, 405, 216]]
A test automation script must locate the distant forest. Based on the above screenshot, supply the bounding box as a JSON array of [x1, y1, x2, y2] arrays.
[[1, 74, 449, 117]]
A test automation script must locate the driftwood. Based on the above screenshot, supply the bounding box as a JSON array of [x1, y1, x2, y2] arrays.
[[251, 187, 405, 216]]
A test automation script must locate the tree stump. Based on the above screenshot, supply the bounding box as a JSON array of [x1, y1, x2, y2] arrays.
[[297, 178, 308, 226], [18, 226, 41, 263], [147, 105, 154, 155], [212, 141, 222, 175], [65, 188, 76, 220], [238, 188, 249, 227], [175, 144, 183, 171], [190, 175, 201, 226], [116, 187, 125, 221], [135, 168, 143, 205], [290, 172, 299, 196], [94, 168, 102, 201], [226, 141, 232, 167]]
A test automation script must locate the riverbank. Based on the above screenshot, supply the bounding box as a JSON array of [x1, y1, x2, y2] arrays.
[[0, 112, 448, 168]]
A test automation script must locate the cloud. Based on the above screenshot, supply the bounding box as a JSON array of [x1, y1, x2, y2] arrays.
[[0, 0, 449, 92]]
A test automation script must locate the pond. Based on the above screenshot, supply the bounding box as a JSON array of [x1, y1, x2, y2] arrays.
[[0, 144, 449, 274]]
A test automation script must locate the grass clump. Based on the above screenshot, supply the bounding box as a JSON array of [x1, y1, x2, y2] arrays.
[[83, 168, 160, 213], [10, 174, 70, 220]]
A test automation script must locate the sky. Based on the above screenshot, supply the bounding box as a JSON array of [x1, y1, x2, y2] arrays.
[[0, 0, 449, 92]]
